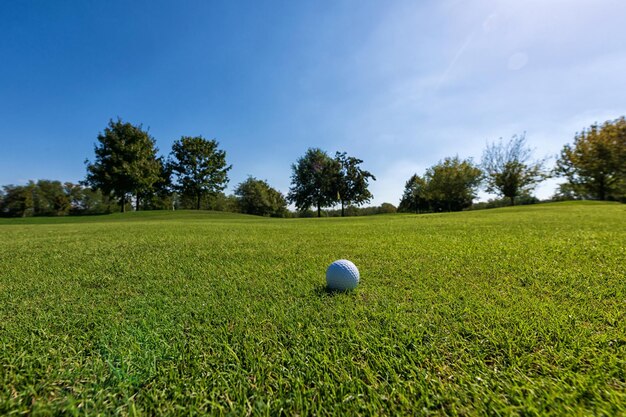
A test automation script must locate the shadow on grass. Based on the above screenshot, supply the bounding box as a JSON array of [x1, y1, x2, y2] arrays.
[[313, 284, 357, 297]]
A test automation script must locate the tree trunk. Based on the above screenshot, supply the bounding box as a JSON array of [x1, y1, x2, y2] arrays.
[[598, 176, 606, 200], [511, 196, 515, 206], [317, 203, 321, 218], [120, 195, 126, 213], [341, 200, 345, 217], [197, 192, 201, 210], [136, 193, 140, 211]]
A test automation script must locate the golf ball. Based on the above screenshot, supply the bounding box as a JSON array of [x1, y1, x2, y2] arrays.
[[326, 259, 360, 290]]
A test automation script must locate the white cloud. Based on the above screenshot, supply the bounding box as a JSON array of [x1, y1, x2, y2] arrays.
[[310, 0, 626, 205]]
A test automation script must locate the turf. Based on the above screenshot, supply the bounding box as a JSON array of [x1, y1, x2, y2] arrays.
[[0, 202, 624, 416]]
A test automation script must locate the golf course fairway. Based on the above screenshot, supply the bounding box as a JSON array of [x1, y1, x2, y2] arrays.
[[1, 201, 624, 415]]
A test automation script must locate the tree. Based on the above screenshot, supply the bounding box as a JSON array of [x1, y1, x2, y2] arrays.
[[551, 183, 583, 202], [235, 177, 287, 217], [398, 174, 429, 213], [0, 181, 118, 217], [68, 185, 116, 215], [288, 148, 338, 217], [0, 183, 34, 217], [85, 119, 162, 212], [425, 157, 483, 211], [139, 157, 173, 210], [378, 203, 397, 214], [168, 136, 231, 210], [556, 117, 626, 201], [206, 193, 239, 213], [64, 182, 84, 210], [481, 133, 548, 205], [33, 180, 70, 216], [334, 152, 376, 217]]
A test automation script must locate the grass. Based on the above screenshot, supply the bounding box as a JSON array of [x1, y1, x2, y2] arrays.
[[0, 201, 624, 416]]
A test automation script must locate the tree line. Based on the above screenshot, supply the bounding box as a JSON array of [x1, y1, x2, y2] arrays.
[[398, 134, 548, 213], [1, 116, 624, 217], [398, 118, 626, 213]]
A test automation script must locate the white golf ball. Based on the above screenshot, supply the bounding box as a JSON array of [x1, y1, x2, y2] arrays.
[[326, 259, 360, 291]]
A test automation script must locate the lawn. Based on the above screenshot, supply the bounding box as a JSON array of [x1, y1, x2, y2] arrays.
[[0, 202, 624, 415]]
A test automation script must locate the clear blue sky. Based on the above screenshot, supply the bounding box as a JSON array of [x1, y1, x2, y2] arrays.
[[1, 0, 625, 205]]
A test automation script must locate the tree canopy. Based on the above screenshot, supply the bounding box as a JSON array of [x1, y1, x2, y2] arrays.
[[0, 181, 115, 217], [168, 136, 232, 210], [334, 152, 376, 216], [7, 114, 626, 218], [398, 174, 429, 213], [287, 148, 338, 217], [481, 133, 548, 205], [235, 177, 287, 217], [84, 119, 162, 212], [556, 117, 626, 201], [398, 158, 482, 213], [287, 149, 376, 217], [0, 183, 35, 217], [425, 157, 483, 211]]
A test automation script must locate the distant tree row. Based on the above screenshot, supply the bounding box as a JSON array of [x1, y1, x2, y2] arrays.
[[0, 180, 116, 217], [1, 116, 624, 217], [0, 119, 286, 217], [80, 119, 288, 217], [398, 134, 549, 213], [84, 120, 233, 213], [398, 116, 626, 213], [84, 120, 378, 218], [0, 179, 288, 218]]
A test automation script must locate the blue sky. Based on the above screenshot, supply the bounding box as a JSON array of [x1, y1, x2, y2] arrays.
[[1, 0, 625, 205]]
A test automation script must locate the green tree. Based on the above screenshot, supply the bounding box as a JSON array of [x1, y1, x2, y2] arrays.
[[72, 187, 116, 214], [334, 152, 376, 217], [425, 157, 483, 211], [64, 182, 84, 210], [85, 119, 162, 212], [0, 183, 35, 217], [0, 181, 118, 217], [235, 177, 287, 217], [398, 174, 429, 213], [168, 136, 232, 210], [556, 117, 626, 201], [174, 191, 238, 212], [481, 133, 548, 205], [378, 202, 397, 214], [551, 183, 584, 201], [288, 148, 338, 217], [207, 192, 239, 213], [33, 180, 71, 216], [139, 157, 172, 210]]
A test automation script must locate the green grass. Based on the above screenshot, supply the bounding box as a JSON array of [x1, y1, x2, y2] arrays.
[[1, 202, 624, 416]]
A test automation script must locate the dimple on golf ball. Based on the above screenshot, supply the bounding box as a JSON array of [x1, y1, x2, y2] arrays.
[[326, 259, 360, 290]]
